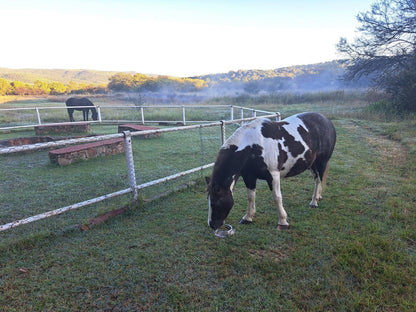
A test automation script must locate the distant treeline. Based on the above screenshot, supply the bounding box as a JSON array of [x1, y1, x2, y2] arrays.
[[107, 73, 207, 93], [0, 78, 107, 96], [195, 61, 346, 83], [0, 73, 207, 96], [0, 60, 370, 97]]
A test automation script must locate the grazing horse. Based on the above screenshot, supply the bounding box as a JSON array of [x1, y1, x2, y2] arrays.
[[206, 112, 336, 230], [65, 97, 98, 122]]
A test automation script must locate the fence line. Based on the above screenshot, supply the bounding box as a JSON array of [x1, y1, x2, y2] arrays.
[[0, 104, 275, 130], [0, 113, 280, 232], [0, 163, 217, 232]]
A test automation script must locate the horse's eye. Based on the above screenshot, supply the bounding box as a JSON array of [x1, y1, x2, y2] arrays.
[[213, 185, 221, 194]]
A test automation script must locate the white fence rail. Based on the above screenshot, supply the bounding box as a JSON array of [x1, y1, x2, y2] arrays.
[[0, 105, 275, 130], [0, 113, 280, 231]]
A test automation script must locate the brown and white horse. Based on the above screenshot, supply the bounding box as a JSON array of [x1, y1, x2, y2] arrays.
[[206, 112, 336, 230]]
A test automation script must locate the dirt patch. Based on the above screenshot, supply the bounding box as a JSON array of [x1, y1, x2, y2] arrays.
[[248, 246, 293, 263], [80, 206, 128, 231]]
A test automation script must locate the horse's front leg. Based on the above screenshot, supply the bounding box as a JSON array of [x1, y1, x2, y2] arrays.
[[271, 171, 289, 230], [240, 188, 256, 224], [68, 109, 74, 122], [240, 175, 257, 225]]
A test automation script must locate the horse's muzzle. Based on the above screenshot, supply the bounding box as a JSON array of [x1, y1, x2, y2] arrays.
[[209, 219, 223, 230]]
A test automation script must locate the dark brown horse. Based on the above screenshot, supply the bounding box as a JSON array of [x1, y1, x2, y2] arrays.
[[65, 97, 98, 122], [206, 112, 336, 231]]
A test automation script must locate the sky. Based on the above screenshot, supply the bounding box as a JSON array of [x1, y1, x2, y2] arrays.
[[0, 0, 375, 77]]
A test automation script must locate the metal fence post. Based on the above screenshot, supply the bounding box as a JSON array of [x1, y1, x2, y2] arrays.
[[182, 105, 186, 125], [230, 105, 234, 121], [141, 107, 145, 125], [97, 106, 102, 123], [220, 121, 226, 145], [35, 108, 41, 124], [276, 112, 281, 121], [123, 131, 138, 201]]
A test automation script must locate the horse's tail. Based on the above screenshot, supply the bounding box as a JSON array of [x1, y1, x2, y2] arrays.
[[321, 161, 330, 191]]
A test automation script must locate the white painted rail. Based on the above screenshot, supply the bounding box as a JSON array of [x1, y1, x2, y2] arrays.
[[0, 104, 276, 130]]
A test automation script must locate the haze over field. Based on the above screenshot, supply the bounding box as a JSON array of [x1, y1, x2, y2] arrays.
[[0, 61, 371, 99], [1, 0, 374, 77]]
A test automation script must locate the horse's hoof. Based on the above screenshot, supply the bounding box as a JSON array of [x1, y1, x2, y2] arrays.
[[277, 224, 290, 231], [239, 219, 252, 225], [309, 204, 318, 208]]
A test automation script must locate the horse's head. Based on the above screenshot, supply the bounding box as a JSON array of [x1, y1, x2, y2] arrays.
[[91, 108, 98, 121], [206, 177, 234, 230]]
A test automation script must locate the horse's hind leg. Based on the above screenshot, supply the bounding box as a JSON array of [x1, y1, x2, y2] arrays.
[[83, 109, 88, 121], [309, 161, 329, 208], [310, 174, 322, 208]]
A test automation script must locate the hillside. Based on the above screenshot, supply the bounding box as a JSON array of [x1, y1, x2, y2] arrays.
[[0, 60, 371, 94], [195, 60, 370, 94], [196, 61, 346, 82], [0, 68, 121, 85]]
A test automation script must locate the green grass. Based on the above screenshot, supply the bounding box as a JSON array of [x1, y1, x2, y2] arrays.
[[1, 96, 416, 311], [0, 124, 223, 225]]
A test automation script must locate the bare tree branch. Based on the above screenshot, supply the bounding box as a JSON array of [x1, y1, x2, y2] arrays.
[[338, 0, 416, 85]]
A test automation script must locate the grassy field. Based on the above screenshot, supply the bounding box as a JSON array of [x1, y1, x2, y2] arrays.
[[1, 95, 416, 311]]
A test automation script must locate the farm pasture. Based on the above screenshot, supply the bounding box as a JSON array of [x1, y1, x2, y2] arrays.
[[0, 97, 415, 311], [0, 96, 252, 128]]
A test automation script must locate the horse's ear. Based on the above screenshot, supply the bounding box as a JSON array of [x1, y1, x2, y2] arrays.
[[205, 176, 211, 185]]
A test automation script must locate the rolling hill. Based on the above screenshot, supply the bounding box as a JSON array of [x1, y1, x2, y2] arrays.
[[0, 60, 370, 93], [0, 68, 122, 85], [195, 60, 370, 93]]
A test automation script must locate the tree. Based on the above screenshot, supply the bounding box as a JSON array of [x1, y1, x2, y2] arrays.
[[66, 81, 78, 94], [132, 73, 149, 91], [108, 73, 134, 92], [33, 80, 51, 95], [0, 78, 12, 95], [11, 81, 33, 95], [384, 54, 416, 111], [48, 82, 66, 95], [337, 0, 416, 112]]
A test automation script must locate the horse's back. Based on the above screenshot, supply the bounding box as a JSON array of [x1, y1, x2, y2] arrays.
[[259, 112, 335, 178], [65, 98, 76, 106], [65, 97, 93, 107], [295, 112, 336, 157]]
